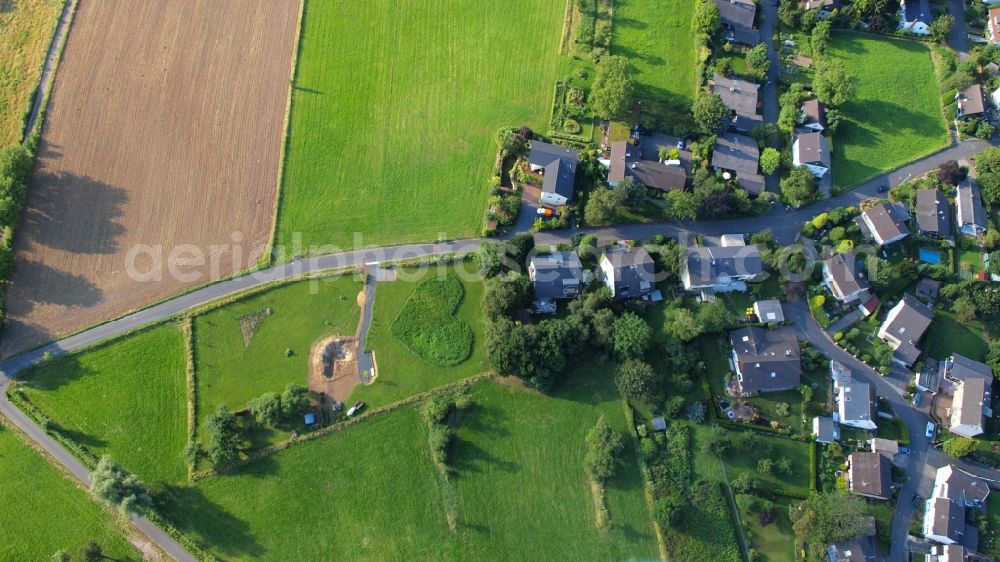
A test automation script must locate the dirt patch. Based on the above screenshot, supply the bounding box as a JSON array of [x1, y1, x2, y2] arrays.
[[238, 308, 272, 347], [1, 0, 299, 356], [308, 335, 360, 403]]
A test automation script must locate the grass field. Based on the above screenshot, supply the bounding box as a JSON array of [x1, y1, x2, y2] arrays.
[[612, 0, 696, 103], [743, 498, 796, 562], [15, 325, 187, 484], [276, 0, 568, 251], [352, 265, 487, 407], [924, 309, 986, 361], [828, 33, 948, 190], [0, 0, 63, 145], [0, 425, 138, 560], [195, 276, 363, 441], [389, 274, 473, 366]]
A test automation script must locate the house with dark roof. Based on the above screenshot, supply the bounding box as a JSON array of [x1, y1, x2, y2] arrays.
[[826, 518, 882, 562], [681, 245, 763, 294], [926, 544, 992, 562], [528, 252, 584, 305], [527, 141, 579, 207], [728, 327, 802, 395], [799, 0, 839, 15], [838, 378, 878, 430], [924, 465, 993, 550], [924, 496, 967, 544], [859, 202, 910, 246], [956, 84, 988, 120], [599, 247, 655, 300], [792, 132, 831, 178], [813, 416, 840, 443], [607, 138, 690, 192], [754, 300, 785, 324], [822, 253, 869, 304], [915, 189, 953, 241], [956, 181, 988, 236], [801, 99, 826, 132], [877, 294, 934, 367], [711, 74, 763, 132], [712, 133, 765, 195], [715, 0, 760, 45], [898, 0, 932, 35], [848, 452, 891, 500], [933, 465, 990, 508]]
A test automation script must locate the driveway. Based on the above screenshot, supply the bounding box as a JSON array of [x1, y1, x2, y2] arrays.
[[948, 0, 971, 58]]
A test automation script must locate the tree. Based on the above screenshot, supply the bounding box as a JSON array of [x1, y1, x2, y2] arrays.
[[943, 437, 978, 458], [584, 415, 624, 482], [731, 473, 757, 494], [89, 456, 151, 514], [664, 395, 686, 418], [590, 56, 634, 119], [791, 492, 871, 554], [811, 20, 831, 54], [978, 121, 995, 140], [776, 457, 793, 475], [938, 160, 964, 185], [663, 190, 699, 221], [692, 92, 729, 135], [813, 59, 856, 107], [760, 147, 781, 175], [51, 550, 70, 562], [757, 458, 774, 474], [745, 44, 771, 81], [687, 401, 707, 423], [281, 384, 312, 418], [703, 425, 731, 457], [585, 187, 617, 225], [697, 300, 733, 333], [799, 384, 814, 403], [953, 297, 977, 324], [206, 404, 242, 467], [781, 167, 819, 207], [250, 392, 284, 426], [692, 0, 721, 35], [614, 176, 646, 208], [930, 13, 955, 43], [978, 147, 1000, 208], [616, 359, 658, 401], [482, 273, 532, 319], [654, 494, 684, 527], [80, 542, 104, 562], [613, 312, 652, 359], [664, 308, 704, 342]]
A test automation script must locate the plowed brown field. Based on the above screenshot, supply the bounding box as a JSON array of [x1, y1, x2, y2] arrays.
[[1, 0, 299, 356]]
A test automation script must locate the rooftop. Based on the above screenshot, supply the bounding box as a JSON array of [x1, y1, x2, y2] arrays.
[[914, 189, 952, 237], [848, 452, 891, 499], [730, 326, 802, 393]]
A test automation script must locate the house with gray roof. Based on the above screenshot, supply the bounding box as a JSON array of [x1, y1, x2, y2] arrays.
[[813, 416, 840, 443], [681, 245, 763, 294], [826, 518, 882, 562], [951, 377, 990, 438], [933, 465, 990, 508], [792, 132, 831, 178], [915, 189, 953, 241], [838, 378, 877, 430], [859, 202, 910, 246], [753, 300, 785, 324], [599, 247, 655, 300], [729, 327, 802, 395], [528, 252, 583, 306], [956, 181, 988, 236], [716, 0, 760, 45], [527, 141, 579, 207], [924, 496, 966, 544], [712, 133, 765, 195], [848, 452, 891, 500], [607, 138, 690, 192], [711, 74, 763, 132], [801, 99, 826, 132], [956, 84, 987, 120], [878, 294, 934, 367], [822, 253, 869, 304]]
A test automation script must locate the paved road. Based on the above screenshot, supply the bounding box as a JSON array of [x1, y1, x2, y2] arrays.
[[758, 0, 781, 194], [22, 0, 77, 142], [948, 0, 971, 58]]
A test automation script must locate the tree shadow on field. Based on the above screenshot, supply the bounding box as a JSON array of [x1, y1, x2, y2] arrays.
[[6, 259, 103, 312], [449, 438, 519, 476], [57, 426, 108, 449], [293, 85, 322, 95], [14, 353, 93, 389], [155, 483, 264, 559], [20, 159, 128, 255], [0, 319, 54, 359]]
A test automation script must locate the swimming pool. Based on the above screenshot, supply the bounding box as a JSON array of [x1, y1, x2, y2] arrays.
[[919, 247, 942, 264]]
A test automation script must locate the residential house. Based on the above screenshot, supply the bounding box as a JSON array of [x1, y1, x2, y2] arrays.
[[858, 202, 910, 246], [932, 465, 990, 509], [754, 299, 785, 324], [877, 294, 934, 367], [728, 327, 802, 395], [822, 253, 870, 304], [681, 245, 763, 294], [956, 84, 988, 120], [956, 181, 988, 236], [951, 377, 990, 438], [607, 138, 691, 192], [916, 278, 942, 303], [918, 358, 942, 393], [847, 452, 891, 500], [792, 132, 831, 178], [898, 0, 932, 35], [712, 133, 766, 195], [711, 74, 763, 132], [992, 85, 1000, 110], [528, 252, 584, 309], [799, 0, 839, 16], [924, 465, 991, 546], [915, 189, 953, 241], [924, 496, 967, 545], [838, 378, 878, 430], [871, 438, 899, 457], [801, 99, 826, 132], [990, 7, 1000, 45], [813, 416, 840, 443], [528, 141, 579, 207], [826, 518, 882, 562], [599, 247, 655, 300], [715, 0, 760, 45], [927, 544, 993, 562]]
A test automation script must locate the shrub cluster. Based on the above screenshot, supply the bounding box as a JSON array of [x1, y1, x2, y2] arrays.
[[0, 141, 35, 324], [389, 274, 474, 367]]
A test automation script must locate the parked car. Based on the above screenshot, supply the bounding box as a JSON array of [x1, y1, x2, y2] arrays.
[[347, 401, 366, 417], [911, 494, 922, 508], [878, 184, 888, 193], [676, 139, 685, 150], [925, 421, 936, 439], [912, 393, 921, 407], [536, 207, 556, 218], [900, 446, 911, 455]]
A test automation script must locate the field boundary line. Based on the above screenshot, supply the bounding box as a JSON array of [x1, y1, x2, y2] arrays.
[[22, 0, 79, 142], [718, 460, 752, 562], [264, 0, 307, 266], [558, 0, 573, 55], [621, 402, 667, 561], [192, 372, 497, 481], [183, 317, 197, 483]]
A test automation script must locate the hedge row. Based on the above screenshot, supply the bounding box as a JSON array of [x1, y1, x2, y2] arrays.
[[0, 138, 36, 326]]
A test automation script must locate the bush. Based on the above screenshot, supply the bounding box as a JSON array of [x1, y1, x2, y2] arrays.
[[390, 275, 474, 366], [584, 415, 623, 482], [811, 213, 828, 229]]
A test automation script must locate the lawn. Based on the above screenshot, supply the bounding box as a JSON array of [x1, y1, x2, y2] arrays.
[[276, 0, 568, 252], [352, 264, 487, 407], [719, 431, 812, 497], [15, 325, 188, 484], [958, 248, 984, 279], [742, 497, 796, 562], [982, 493, 1000, 560], [827, 33, 949, 190], [0, 425, 138, 560], [194, 275, 363, 442], [611, 0, 696, 103], [924, 309, 986, 361], [0, 0, 63, 145]]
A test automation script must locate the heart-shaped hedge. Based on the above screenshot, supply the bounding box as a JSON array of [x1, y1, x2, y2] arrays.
[[389, 275, 473, 366]]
